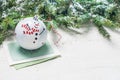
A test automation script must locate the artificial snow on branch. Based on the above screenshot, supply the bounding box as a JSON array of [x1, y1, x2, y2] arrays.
[[0, 0, 120, 44]]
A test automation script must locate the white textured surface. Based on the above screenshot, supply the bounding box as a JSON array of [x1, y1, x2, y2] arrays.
[[1, 24, 120, 80]]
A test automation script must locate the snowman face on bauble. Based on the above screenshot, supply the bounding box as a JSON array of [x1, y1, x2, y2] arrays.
[[15, 17, 47, 50]]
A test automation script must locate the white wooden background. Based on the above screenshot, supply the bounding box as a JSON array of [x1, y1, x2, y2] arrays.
[[1, 23, 120, 80]]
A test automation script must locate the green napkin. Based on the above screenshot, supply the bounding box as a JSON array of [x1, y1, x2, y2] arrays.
[[6, 41, 60, 69], [12, 55, 60, 70]]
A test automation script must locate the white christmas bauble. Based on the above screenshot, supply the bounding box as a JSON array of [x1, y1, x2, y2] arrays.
[[15, 16, 47, 50]]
